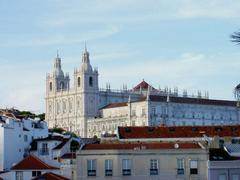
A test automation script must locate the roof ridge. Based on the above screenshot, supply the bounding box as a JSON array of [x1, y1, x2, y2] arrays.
[[11, 154, 59, 170]]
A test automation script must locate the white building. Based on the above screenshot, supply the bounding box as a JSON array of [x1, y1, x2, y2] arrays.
[[0, 114, 48, 171], [29, 134, 76, 179], [46, 48, 240, 138], [3, 154, 65, 180]]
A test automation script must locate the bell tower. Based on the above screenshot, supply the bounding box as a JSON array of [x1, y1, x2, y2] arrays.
[[46, 53, 70, 128], [74, 46, 99, 137]]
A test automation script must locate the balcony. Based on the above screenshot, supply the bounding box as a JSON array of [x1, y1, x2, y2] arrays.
[[150, 169, 158, 175], [105, 169, 113, 176], [177, 169, 184, 175], [88, 170, 96, 176], [190, 168, 198, 175], [122, 169, 131, 176], [39, 148, 49, 156]]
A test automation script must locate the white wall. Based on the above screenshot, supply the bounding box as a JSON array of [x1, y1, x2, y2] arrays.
[[0, 117, 49, 171]]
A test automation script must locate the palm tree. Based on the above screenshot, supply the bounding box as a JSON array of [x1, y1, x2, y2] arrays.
[[231, 30, 240, 44]]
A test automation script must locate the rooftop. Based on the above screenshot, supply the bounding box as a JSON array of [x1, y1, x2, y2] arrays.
[[82, 142, 201, 150], [32, 172, 70, 180], [149, 95, 236, 107], [133, 80, 155, 91], [101, 102, 128, 109], [61, 153, 76, 159], [30, 136, 70, 151], [118, 125, 240, 139], [11, 155, 59, 170]]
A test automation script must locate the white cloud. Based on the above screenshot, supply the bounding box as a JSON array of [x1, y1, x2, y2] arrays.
[[177, 0, 240, 19], [0, 25, 120, 48], [40, 0, 240, 29]]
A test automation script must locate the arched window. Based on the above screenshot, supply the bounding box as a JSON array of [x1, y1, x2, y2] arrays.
[[60, 81, 64, 89], [49, 82, 52, 91], [78, 77, 81, 87], [89, 77, 93, 87]]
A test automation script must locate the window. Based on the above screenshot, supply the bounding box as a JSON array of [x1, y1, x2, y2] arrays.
[[177, 159, 184, 175], [150, 159, 158, 175], [32, 171, 41, 177], [40, 143, 48, 155], [122, 159, 131, 176], [24, 135, 28, 142], [49, 82, 52, 91], [132, 120, 135, 126], [190, 160, 198, 174], [219, 139, 225, 148], [105, 159, 113, 176], [218, 174, 226, 180], [131, 109, 136, 116], [87, 159, 96, 176], [151, 107, 156, 116], [232, 174, 240, 180], [78, 77, 81, 87], [63, 101, 66, 113], [232, 139, 239, 144], [89, 77, 93, 87], [16, 171, 23, 180]]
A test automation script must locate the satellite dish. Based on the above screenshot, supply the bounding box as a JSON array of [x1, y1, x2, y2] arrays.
[[174, 143, 179, 149]]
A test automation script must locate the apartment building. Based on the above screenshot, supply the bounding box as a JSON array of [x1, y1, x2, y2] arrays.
[[76, 142, 208, 180]]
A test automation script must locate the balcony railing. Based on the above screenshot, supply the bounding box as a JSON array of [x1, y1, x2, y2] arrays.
[[177, 168, 184, 175], [105, 169, 113, 176], [150, 169, 158, 175], [88, 170, 96, 176], [190, 168, 198, 175], [122, 169, 131, 176]]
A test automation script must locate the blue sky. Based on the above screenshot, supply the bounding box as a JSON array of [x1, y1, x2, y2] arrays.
[[1, 0, 240, 113]]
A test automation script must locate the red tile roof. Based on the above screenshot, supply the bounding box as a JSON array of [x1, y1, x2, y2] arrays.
[[61, 153, 76, 159], [82, 142, 201, 150], [101, 102, 128, 109], [118, 125, 240, 139], [133, 80, 155, 90], [11, 155, 59, 170], [32, 172, 70, 180]]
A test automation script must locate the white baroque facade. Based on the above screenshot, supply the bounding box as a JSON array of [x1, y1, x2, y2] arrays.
[[46, 48, 240, 138]]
